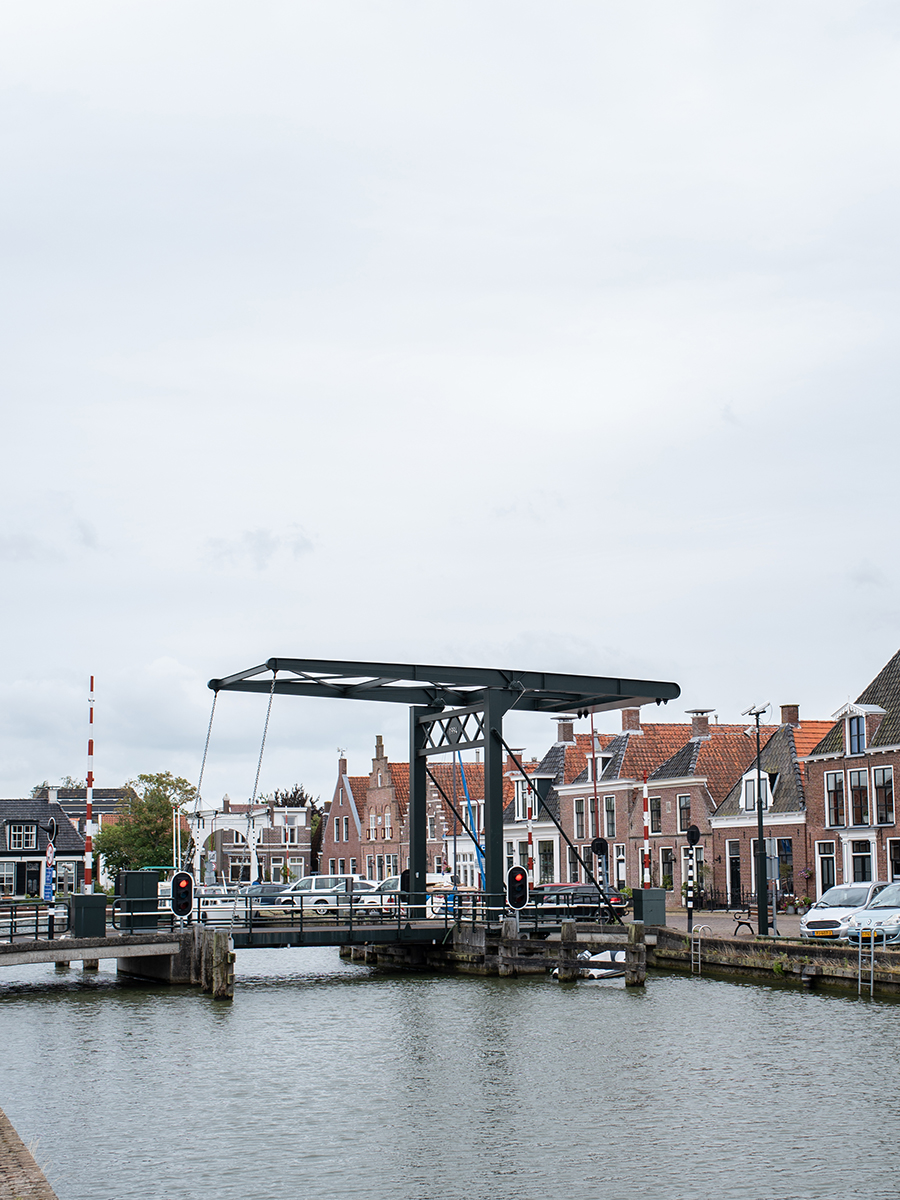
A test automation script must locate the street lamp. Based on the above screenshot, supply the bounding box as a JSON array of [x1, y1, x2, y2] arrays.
[[742, 703, 769, 936]]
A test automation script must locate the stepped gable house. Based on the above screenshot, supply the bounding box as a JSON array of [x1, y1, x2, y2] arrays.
[[803, 648, 900, 891], [710, 706, 832, 905], [321, 736, 491, 883]]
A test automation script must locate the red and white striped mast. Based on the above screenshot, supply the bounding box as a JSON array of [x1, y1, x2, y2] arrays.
[[642, 769, 651, 888], [84, 676, 95, 892]]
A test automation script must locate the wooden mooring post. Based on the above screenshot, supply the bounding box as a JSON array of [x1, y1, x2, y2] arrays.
[[625, 921, 646, 986], [556, 920, 580, 982]]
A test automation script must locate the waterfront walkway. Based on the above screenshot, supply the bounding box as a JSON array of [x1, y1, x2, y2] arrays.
[[0, 1108, 58, 1200]]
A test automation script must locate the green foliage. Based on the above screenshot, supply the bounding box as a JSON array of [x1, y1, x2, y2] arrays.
[[93, 772, 197, 876]]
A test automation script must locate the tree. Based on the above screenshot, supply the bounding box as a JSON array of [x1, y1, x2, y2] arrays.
[[93, 772, 197, 876]]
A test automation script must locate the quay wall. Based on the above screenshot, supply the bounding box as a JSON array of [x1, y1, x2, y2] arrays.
[[0, 1105, 59, 1200]]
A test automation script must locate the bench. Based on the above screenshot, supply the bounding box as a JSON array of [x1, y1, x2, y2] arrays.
[[733, 905, 755, 936]]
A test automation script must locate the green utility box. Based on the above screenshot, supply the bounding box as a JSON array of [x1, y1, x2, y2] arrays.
[[116, 870, 159, 931], [632, 887, 667, 925], [70, 894, 108, 937]]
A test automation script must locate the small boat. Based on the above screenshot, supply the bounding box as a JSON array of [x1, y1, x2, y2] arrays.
[[552, 949, 626, 980]]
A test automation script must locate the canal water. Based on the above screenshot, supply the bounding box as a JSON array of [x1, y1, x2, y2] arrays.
[[1, 949, 898, 1200]]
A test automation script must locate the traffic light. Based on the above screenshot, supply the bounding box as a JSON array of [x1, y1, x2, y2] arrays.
[[507, 865, 529, 909], [171, 871, 193, 918]]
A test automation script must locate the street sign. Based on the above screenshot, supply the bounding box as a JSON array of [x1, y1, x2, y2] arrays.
[[686, 824, 701, 846], [46, 841, 55, 867]]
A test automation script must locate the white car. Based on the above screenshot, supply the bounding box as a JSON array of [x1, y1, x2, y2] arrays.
[[799, 882, 889, 941], [846, 882, 900, 946], [276, 874, 376, 911]]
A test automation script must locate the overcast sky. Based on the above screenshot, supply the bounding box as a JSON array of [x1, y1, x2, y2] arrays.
[[3, 1, 900, 806]]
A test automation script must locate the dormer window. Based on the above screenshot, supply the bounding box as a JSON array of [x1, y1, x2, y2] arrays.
[[8, 824, 37, 851], [514, 780, 530, 821], [590, 756, 611, 782], [743, 777, 769, 811], [848, 715, 865, 755]]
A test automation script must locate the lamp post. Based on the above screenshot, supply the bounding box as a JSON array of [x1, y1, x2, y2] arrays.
[[743, 703, 769, 936]]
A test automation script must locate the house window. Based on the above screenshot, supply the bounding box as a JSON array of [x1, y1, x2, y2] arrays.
[[538, 840, 554, 884], [385, 854, 398, 876], [848, 715, 865, 755], [428, 815, 436, 840], [0, 863, 14, 894], [506, 841, 514, 871], [815, 842, 836, 894], [874, 768, 894, 824], [605, 796, 616, 839], [826, 773, 845, 827], [288, 857, 304, 879], [677, 795, 690, 833], [376, 855, 384, 881], [574, 798, 585, 840], [343, 817, 350, 842], [328, 858, 336, 873], [433, 855, 443, 873], [518, 841, 528, 868], [588, 796, 597, 838], [614, 844, 626, 888], [366, 854, 374, 879], [568, 846, 579, 883], [660, 847, 675, 891], [349, 858, 357, 874], [333, 817, 340, 843], [8, 825, 37, 851], [384, 809, 392, 838], [338, 858, 345, 874], [649, 798, 661, 834], [888, 840, 900, 883], [849, 770, 869, 825], [851, 840, 873, 882], [369, 813, 377, 840]]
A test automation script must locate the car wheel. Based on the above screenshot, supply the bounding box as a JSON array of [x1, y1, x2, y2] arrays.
[[313, 898, 329, 909]]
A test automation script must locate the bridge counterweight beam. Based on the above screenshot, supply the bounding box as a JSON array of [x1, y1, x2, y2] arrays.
[[409, 707, 438, 917]]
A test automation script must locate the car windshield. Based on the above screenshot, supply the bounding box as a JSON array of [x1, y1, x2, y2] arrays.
[[869, 884, 900, 909], [817, 887, 870, 908]]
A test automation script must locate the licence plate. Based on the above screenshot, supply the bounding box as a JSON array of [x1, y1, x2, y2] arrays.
[[813, 930, 833, 937], [860, 930, 874, 938]]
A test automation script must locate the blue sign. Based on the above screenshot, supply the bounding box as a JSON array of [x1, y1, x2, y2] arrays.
[[43, 865, 54, 902]]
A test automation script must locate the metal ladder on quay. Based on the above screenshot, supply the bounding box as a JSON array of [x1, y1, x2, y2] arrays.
[[690, 925, 711, 975], [858, 929, 886, 998]]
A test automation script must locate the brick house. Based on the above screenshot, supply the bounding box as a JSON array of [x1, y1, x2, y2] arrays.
[[0, 795, 85, 896], [320, 737, 485, 883], [803, 648, 900, 894], [202, 796, 314, 884], [709, 706, 832, 905]]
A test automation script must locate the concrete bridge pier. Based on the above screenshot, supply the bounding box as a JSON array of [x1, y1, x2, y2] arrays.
[[116, 927, 234, 998]]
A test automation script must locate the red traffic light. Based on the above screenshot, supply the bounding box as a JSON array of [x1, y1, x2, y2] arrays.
[[507, 865, 529, 909], [171, 871, 194, 918]]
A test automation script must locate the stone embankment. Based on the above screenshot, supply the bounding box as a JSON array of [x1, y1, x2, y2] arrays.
[[0, 1107, 58, 1200], [342, 918, 900, 995]]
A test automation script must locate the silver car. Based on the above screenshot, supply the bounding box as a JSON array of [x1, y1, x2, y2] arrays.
[[846, 882, 900, 946], [799, 882, 888, 941], [275, 874, 376, 911]]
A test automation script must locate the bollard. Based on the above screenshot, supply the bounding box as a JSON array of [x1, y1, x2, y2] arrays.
[[625, 921, 646, 987]]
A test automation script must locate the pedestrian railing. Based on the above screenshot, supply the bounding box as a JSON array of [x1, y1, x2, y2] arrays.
[[0, 900, 71, 942]]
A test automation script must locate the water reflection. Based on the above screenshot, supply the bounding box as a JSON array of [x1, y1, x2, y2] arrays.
[[0, 952, 899, 1200]]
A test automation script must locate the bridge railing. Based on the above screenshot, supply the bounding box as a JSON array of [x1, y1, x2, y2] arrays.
[[0, 900, 72, 942]]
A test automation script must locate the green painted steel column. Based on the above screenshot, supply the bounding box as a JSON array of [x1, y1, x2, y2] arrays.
[[484, 691, 508, 908], [408, 706, 436, 918]]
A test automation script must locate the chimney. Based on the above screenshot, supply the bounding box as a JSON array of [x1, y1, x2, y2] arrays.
[[339, 756, 347, 777], [780, 704, 799, 727], [555, 717, 575, 744], [48, 787, 57, 803], [687, 709, 714, 739], [622, 708, 641, 733], [223, 794, 230, 813]]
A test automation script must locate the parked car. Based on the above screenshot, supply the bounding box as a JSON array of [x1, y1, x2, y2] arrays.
[[528, 883, 629, 917], [845, 882, 900, 946], [799, 882, 889, 941], [276, 874, 377, 911]]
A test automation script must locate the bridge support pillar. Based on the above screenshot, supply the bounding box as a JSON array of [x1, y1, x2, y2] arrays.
[[54, 961, 71, 973], [499, 917, 519, 977], [198, 928, 234, 999], [82, 959, 100, 972], [556, 920, 580, 982]]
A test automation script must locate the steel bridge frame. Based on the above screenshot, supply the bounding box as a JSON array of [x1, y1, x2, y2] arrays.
[[208, 658, 680, 912]]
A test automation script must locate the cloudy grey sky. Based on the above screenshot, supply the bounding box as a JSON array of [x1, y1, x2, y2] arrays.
[[3, 1, 900, 805]]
